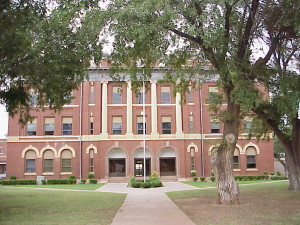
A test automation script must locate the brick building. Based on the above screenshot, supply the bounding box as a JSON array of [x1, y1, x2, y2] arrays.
[[6, 65, 274, 181], [0, 139, 7, 176]]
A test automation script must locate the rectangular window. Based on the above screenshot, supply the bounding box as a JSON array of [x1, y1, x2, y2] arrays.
[[90, 116, 94, 135], [189, 115, 194, 134], [161, 86, 171, 104], [0, 147, 2, 153], [112, 117, 122, 135], [187, 86, 193, 103], [247, 155, 256, 168], [43, 159, 53, 172], [137, 116, 147, 134], [136, 92, 147, 104], [44, 118, 55, 135], [90, 84, 95, 104], [244, 120, 252, 133], [210, 120, 220, 133], [208, 86, 219, 100], [233, 156, 239, 169], [62, 117, 72, 135], [162, 116, 171, 134], [112, 86, 122, 104], [64, 92, 73, 105], [27, 118, 37, 136], [29, 93, 38, 106], [25, 159, 35, 173], [89, 150, 94, 172], [61, 159, 71, 172], [190, 147, 195, 171]]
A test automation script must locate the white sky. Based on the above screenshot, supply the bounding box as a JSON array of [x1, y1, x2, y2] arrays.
[[0, 105, 8, 138]]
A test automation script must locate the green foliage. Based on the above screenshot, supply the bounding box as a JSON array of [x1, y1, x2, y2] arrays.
[[43, 179, 77, 185], [141, 182, 152, 188], [10, 175, 17, 180], [270, 172, 275, 176], [270, 176, 288, 180], [193, 177, 198, 182], [210, 171, 215, 176], [81, 179, 86, 184], [69, 175, 76, 180], [264, 171, 268, 175], [131, 182, 142, 188], [210, 176, 215, 182], [200, 177, 206, 182], [89, 179, 97, 184], [190, 171, 196, 177], [87, 173, 95, 179], [277, 172, 282, 176], [0, 179, 37, 185], [234, 175, 269, 181]]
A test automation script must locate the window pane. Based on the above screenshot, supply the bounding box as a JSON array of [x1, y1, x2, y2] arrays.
[[112, 87, 122, 104], [62, 159, 71, 172], [161, 92, 170, 104], [162, 122, 171, 134], [26, 159, 35, 172], [45, 123, 54, 135], [247, 155, 256, 168], [233, 156, 239, 169], [43, 159, 53, 172], [27, 124, 37, 136], [62, 123, 72, 135]]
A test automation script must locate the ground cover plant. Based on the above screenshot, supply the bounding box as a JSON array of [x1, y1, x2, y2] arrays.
[[167, 181, 300, 225], [0, 187, 126, 225], [6, 183, 105, 190]]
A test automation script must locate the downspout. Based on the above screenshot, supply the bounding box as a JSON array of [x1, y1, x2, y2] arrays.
[[199, 85, 205, 177], [79, 82, 83, 180]]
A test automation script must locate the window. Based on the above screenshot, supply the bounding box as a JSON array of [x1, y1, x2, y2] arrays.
[[25, 150, 36, 173], [89, 149, 94, 172], [161, 86, 171, 104], [63, 92, 73, 105], [189, 115, 194, 134], [44, 118, 54, 135], [246, 147, 257, 168], [0, 147, 2, 153], [90, 116, 94, 134], [244, 120, 252, 133], [162, 116, 171, 134], [136, 91, 147, 104], [27, 118, 37, 136], [61, 150, 72, 172], [187, 86, 193, 103], [29, 92, 38, 106], [43, 150, 54, 172], [112, 117, 122, 135], [90, 83, 95, 104], [62, 117, 72, 135], [210, 120, 220, 133], [112, 86, 122, 104], [208, 86, 219, 100], [233, 148, 240, 169], [190, 147, 195, 171], [137, 116, 147, 134]]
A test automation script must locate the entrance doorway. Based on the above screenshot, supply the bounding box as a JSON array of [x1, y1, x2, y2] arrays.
[[159, 148, 177, 176], [134, 158, 150, 177]]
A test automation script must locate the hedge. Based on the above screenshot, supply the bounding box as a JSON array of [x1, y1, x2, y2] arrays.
[[43, 179, 76, 185], [0, 179, 37, 185], [234, 175, 269, 181], [89, 179, 98, 184]]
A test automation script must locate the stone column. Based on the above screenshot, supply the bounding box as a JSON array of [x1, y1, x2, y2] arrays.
[[100, 81, 108, 138], [176, 92, 184, 138], [151, 80, 159, 138], [125, 81, 133, 138]]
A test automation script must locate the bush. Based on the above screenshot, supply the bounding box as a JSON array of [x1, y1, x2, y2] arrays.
[[141, 182, 152, 188], [132, 182, 142, 188], [210, 176, 215, 182], [200, 176, 206, 182], [68, 179, 76, 184], [89, 179, 97, 184], [270, 172, 275, 176], [10, 176, 17, 180], [0, 179, 37, 185], [87, 173, 95, 179], [151, 181, 163, 188], [193, 177, 198, 182], [81, 179, 86, 184], [190, 171, 196, 177], [69, 175, 76, 180], [264, 171, 268, 175], [41, 180, 47, 185], [270, 176, 288, 180], [211, 171, 215, 176], [276, 171, 282, 176]]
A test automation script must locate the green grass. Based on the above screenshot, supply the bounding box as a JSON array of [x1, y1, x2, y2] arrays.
[[7, 183, 106, 190], [0, 187, 126, 225], [167, 181, 300, 225]]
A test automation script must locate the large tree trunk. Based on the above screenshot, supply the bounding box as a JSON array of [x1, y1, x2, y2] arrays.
[[211, 101, 241, 204]]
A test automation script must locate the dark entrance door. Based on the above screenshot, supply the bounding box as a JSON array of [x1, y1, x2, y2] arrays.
[[109, 158, 126, 177], [160, 157, 176, 176], [134, 158, 150, 177]]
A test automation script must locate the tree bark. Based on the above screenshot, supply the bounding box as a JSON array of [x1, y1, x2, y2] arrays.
[[211, 101, 241, 204]]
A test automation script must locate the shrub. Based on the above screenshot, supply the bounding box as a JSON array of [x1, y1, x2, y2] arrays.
[[193, 177, 198, 182], [210, 176, 215, 182], [41, 180, 47, 185], [152, 181, 163, 188], [69, 175, 76, 180], [270, 176, 288, 180], [87, 173, 95, 179], [270, 172, 275, 176], [81, 179, 86, 184], [0, 179, 36, 185], [68, 179, 76, 184], [10, 176, 17, 180], [211, 171, 215, 176], [190, 171, 196, 177], [264, 171, 268, 175], [89, 179, 97, 184], [141, 182, 152, 188], [276, 172, 282, 176], [200, 176, 206, 182], [132, 182, 142, 188]]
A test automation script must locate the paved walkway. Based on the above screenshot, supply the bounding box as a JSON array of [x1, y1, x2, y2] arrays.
[[96, 182, 198, 225]]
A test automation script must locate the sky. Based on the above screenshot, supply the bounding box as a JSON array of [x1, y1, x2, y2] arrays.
[[0, 105, 8, 138]]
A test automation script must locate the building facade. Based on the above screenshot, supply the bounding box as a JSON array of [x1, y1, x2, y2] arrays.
[[0, 139, 7, 176], [6, 65, 274, 181]]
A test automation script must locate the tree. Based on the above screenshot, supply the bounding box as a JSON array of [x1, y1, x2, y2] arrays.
[[102, 0, 299, 203], [0, 0, 103, 123]]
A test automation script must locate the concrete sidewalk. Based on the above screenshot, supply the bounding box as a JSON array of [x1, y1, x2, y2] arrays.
[[96, 182, 198, 225]]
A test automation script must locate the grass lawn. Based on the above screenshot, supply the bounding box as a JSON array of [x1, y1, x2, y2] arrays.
[[0, 187, 126, 225], [6, 183, 106, 190], [167, 181, 300, 225]]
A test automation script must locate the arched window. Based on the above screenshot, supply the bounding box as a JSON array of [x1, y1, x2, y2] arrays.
[[25, 150, 36, 173], [233, 148, 240, 169], [246, 147, 257, 168], [190, 147, 195, 171], [89, 149, 94, 172], [61, 150, 72, 172], [43, 150, 54, 172]]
